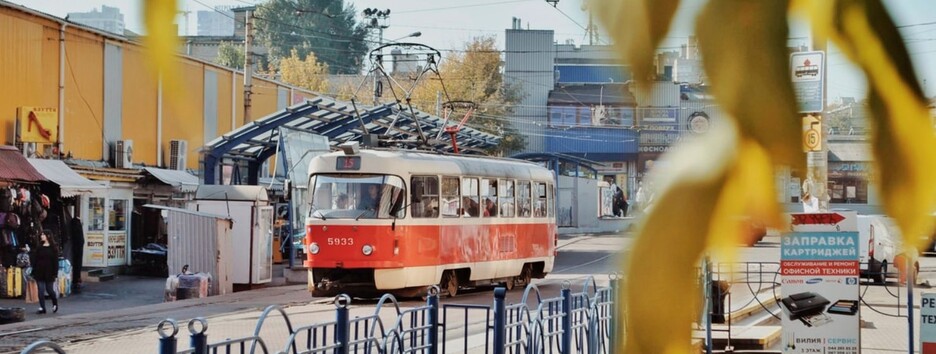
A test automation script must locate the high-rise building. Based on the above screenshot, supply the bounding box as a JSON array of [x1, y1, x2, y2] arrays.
[[197, 7, 235, 36], [67, 5, 124, 35]]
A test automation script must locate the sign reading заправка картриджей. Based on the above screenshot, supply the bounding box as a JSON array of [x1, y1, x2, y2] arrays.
[[781, 211, 859, 354]]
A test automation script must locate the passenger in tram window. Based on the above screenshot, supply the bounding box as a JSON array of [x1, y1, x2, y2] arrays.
[[483, 198, 497, 217], [463, 197, 480, 217], [335, 193, 349, 210], [358, 184, 380, 211], [422, 197, 439, 218]]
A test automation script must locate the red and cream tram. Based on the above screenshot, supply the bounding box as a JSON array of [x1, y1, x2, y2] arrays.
[[304, 147, 557, 297]]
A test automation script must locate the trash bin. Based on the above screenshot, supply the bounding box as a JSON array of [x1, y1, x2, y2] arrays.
[[710, 280, 730, 324]]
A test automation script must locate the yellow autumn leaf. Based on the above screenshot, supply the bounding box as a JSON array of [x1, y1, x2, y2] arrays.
[[708, 140, 784, 261], [624, 122, 736, 354], [796, 0, 936, 249], [143, 0, 181, 99], [591, 0, 680, 88], [695, 0, 802, 168]]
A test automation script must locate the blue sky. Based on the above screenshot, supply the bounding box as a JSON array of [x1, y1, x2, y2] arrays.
[[10, 0, 936, 100]]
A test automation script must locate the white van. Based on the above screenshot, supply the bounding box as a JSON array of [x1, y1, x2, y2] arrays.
[[858, 215, 917, 284]]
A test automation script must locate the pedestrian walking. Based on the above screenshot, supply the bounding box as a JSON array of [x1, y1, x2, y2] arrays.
[[30, 230, 59, 314]]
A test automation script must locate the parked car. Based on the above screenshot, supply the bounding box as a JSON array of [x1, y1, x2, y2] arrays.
[[858, 215, 918, 284]]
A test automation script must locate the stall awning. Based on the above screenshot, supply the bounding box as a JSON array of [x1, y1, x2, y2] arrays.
[[143, 167, 199, 193], [828, 143, 872, 162], [28, 158, 106, 197], [0, 146, 47, 183]]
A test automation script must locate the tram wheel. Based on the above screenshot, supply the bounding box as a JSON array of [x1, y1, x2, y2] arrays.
[[516, 264, 533, 288], [441, 271, 459, 298]]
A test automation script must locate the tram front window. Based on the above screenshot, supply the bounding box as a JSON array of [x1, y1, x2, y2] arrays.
[[308, 174, 406, 219]]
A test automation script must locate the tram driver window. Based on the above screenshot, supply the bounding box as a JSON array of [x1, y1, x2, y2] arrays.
[[462, 178, 480, 217], [518, 181, 532, 217], [441, 177, 461, 217], [411, 176, 439, 218], [534, 182, 547, 217]]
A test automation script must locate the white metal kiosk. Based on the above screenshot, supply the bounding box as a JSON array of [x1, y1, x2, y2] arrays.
[[195, 185, 274, 289]]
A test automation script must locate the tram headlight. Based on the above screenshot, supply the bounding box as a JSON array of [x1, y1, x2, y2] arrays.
[[309, 242, 320, 254], [362, 244, 374, 256]]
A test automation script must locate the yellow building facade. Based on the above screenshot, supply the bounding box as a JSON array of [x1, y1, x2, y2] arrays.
[[0, 3, 317, 170]]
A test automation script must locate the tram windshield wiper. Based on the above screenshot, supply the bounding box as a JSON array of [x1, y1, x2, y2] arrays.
[[310, 206, 326, 220]]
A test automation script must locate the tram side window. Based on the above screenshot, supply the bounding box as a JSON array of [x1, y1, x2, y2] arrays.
[[518, 181, 532, 217], [441, 177, 461, 217], [534, 182, 547, 217], [462, 178, 481, 217], [499, 179, 515, 217], [481, 179, 498, 217], [411, 176, 440, 218], [547, 183, 555, 217]]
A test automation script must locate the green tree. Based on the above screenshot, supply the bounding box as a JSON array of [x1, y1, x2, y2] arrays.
[[592, 1, 936, 353], [215, 41, 244, 70], [278, 49, 329, 93], [254, 0, 368, 74], [408, 36, 525, 155]]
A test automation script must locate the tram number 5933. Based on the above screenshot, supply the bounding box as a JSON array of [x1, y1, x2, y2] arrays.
[[327, 238, 354, 246]]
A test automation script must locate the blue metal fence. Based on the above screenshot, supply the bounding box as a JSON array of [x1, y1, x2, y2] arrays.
[[20, 277, 620, 354]]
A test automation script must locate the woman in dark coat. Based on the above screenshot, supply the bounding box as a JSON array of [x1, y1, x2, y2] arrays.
[[31, 230, 59, 314]]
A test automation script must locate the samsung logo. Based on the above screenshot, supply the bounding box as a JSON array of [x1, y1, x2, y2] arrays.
[[806, 278, 823, 284]]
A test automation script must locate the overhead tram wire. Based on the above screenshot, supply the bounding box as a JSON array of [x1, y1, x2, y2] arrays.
[[394, 0, 537, 14]]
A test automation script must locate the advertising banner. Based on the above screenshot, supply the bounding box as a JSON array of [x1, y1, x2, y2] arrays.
[[922, 293, 936, 353], [16, 107, 58, 143], [781, 212, 860, 354], [85, 233, 105, 267]]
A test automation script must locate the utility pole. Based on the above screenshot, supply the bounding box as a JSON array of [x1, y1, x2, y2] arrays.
[[243, 9, 253, 126], [363, 8, 390, 106]]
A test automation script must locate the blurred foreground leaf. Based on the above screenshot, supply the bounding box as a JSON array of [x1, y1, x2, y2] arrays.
[[800, 0, 936, 249], [592, 0, 680, 87], [696, 0, 801, 168], [143, 0, 181, 99]]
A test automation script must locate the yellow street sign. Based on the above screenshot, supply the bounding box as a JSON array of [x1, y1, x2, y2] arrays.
[[802, 114, 822, 152]]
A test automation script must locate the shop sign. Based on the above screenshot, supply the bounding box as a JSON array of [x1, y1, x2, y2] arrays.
[[17, 107, 58, 144], [639, 131, 679, 145], [107, 233, 127, 266], [921, 293, 936, 353], [829, 162, 870, 179], [85, 233, 105, 267], [639, 108, 678, 123], [781, 211, 859, 354], [638, 145, 673, 153]]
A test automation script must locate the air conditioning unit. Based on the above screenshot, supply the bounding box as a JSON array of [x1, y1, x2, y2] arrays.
[[169, 139, 188, 171], [114, 140, 133, 169]]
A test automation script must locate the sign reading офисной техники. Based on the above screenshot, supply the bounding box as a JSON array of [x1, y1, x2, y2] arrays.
[[781, 211, 859, 354]]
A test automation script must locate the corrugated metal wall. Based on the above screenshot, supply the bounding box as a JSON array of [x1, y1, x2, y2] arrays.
[[505, 29, 555, 153], [64, 31, 105, 160], [635, 81, 680, 107], [166, 210, 233, 296], [0, 5, 320, 170], [103, 42, 123, 160], [164, 60, 205, 169], [122, 45, 159, 165], [0, 12, 59, 143], [203, 69, 219, 145]]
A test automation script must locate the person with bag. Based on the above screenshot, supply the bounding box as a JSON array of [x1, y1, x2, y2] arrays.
[[30, 230, 58, 314]]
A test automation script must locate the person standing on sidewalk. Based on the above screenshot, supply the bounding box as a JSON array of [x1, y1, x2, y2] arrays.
[[30, 230, 59, 314], [68, 210, 84, 293]]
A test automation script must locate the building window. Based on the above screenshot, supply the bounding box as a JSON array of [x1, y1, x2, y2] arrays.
[[411, 176, 440, 218], [89, 198, 106, 231], [441, 177, 461, 217], [109, 200, 127, 231]]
